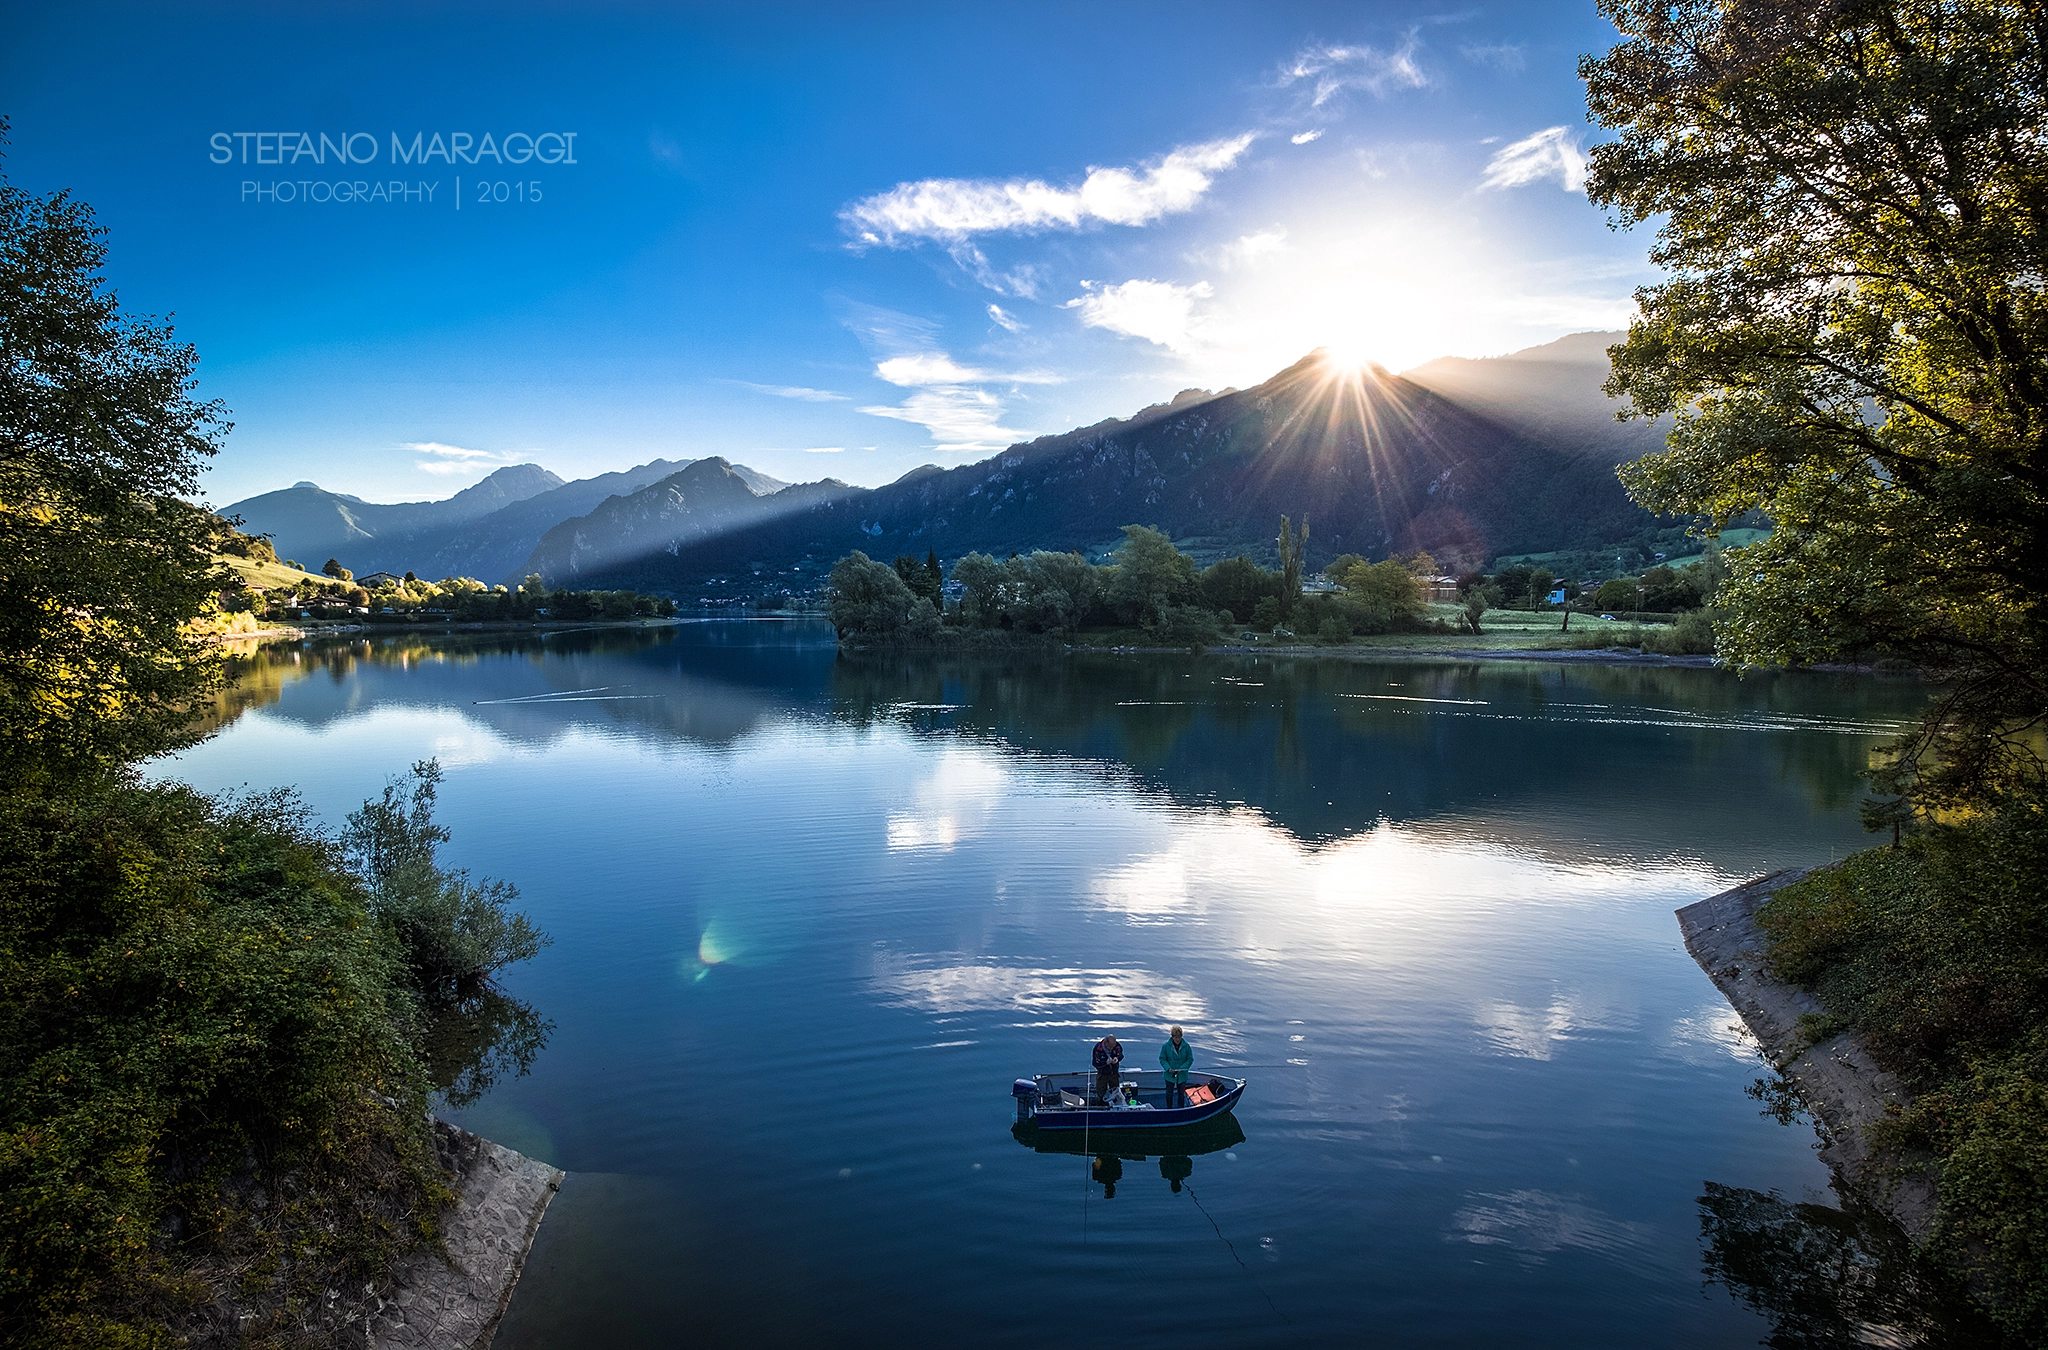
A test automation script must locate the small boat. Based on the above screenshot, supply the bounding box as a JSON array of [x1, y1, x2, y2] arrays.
[[1010, 1069, 1245, 1130]]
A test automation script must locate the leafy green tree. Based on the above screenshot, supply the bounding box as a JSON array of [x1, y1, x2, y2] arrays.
[[1331, 557, 1427, 632], [1277, 515, 1310, 616], [893, 553, 941, 606], [1200, 554, 1279, 623], [1106, 525, 1198, 626], [950, 551, 1011, 627], [322, 558, 350, 580], [826, 550, 914, 640], [1, 142, 231, 779], [1585, 0, 2048, 811], [340, 761, 547, 995], [1009, 550, 1100, 632]]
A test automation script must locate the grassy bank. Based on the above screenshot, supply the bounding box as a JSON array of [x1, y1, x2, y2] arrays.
[[1755, 806, 2048, 1342]]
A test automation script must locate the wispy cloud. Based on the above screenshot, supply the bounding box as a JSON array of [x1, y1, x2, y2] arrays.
[[724, 379, 850, 402], [987, 303, 1025, 332], [841, 134, 1256, 246], [802, 446, 845, 453], [1480, 127, 1586, 192], [1291, 129, 1324, 145], [1460, 43, 1526, 73], [860, 383, 1025, 454], [1281, 36, 1428, 107], [406, 441, 529, 476], [1066, 279, 1213, 355]]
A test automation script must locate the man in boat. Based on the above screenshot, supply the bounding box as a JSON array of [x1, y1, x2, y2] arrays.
[[1092, 1033, 1124, 1103], [1160, 1025, 1193, 1107]]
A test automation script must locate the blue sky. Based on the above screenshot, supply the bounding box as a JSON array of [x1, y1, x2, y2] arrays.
[[1, 2, 1652, 504]]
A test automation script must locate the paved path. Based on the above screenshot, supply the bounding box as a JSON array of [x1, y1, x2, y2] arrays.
[[367, 1122, 562, 1350]]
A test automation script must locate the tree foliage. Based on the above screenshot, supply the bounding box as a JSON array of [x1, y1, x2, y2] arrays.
[[825, 550, 914, 641], [0, 133, 232, 780], [1105, 525, 1199, 627], [340, 761, 547, 996], [1584, 0, 2048, 811]]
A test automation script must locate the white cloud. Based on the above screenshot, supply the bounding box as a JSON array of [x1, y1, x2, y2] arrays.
[[406, 441, 528, 475], [1291, 129, 1324, 145], [1461, 43, 1526, 72], [407, 441, 495, 460], [802, 446, 845, 453], [859, 350, 1050, 453], [1480, 127, 1587, 192], [1066, 278, 1214, 354], [1222, 229, 1288, 268], [875, 353, 988, 386], [860, 384, 1024, 454], [727, 380, 849, 402], [987, 303, 1025, 332], [1282, 36, 1428, 107], [841, 134, 1256, 245]]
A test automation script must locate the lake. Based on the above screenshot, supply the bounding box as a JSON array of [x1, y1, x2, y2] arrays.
[[155, 621, 1953, 1347]]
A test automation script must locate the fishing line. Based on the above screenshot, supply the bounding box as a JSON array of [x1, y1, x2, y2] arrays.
[[1185, 1183, 1289, 1325]]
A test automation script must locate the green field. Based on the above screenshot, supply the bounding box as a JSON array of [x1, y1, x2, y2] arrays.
[[217, 553, 324, 589]]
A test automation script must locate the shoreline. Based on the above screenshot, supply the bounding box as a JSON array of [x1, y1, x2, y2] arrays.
[[364, 1121, 562, 1349], [1676, 871, 1937, 1241]]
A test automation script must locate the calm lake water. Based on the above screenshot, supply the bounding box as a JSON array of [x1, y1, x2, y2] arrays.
[[154, 621, 1954, 1348]]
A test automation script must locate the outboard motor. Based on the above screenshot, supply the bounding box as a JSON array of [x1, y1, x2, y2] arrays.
[[1012, 1078, 1038, 1121]]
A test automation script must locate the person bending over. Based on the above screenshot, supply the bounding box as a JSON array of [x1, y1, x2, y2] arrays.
[[1092, 1033, 1124, 1103]]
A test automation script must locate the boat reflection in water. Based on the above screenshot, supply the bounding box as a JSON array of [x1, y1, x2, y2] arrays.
[[1012, 1111, 1247, 1199]]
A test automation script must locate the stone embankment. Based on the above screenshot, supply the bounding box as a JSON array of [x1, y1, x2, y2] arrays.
[[367, 1122, 562, 1349], [1677, 870, 1937, 1240]]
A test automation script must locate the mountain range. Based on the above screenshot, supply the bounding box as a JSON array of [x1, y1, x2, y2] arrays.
[[226, 333, 1669, 593], [227, 459, 786, 582]]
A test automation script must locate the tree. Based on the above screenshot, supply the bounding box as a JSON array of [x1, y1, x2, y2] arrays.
[[893, 553, 941, 606], [1584, 0, 2048, 812], [826, 550, 914, 641], [322, 558, 351, 581], [950, 552, 1011, 627], [1200, 555, 1280, 623], [1277, 515, 1310, 616], [1105, 525, 1198, 626], [0, 140, 233, 780]]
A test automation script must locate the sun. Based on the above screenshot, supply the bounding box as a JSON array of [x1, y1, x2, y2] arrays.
[[1318, 341, 1377, 370]]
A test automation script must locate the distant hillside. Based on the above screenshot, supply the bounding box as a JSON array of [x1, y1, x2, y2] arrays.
[[225, 459, 788, 584], [525, 458, 853, 586], [523, 349, 1657, 594], [225, 464, 563, 570], [1403, 331, 1668, 465]]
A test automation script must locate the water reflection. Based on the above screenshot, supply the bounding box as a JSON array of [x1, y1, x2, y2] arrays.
[[421, 985, 554, 1111], [1698, 1182, 2002, 1348], [1013, 1114, 1248, 1202]]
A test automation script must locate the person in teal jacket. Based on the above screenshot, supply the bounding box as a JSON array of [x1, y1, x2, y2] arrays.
[[1159, 1025, 1193, 1106]]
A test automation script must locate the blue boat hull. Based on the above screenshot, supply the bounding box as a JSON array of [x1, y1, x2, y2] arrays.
[[1016, 1072, 1246, 1130], [1030, 1081, 1244, 1130]]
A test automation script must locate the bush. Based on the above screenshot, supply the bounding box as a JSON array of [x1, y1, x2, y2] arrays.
[[1643, 608, 1717, 656], [0, 779, 446, 1345], [1318, 615, 1353, 643], [341, 762, 546, 996], [1757, 806, 2048, 1340], [1144, 604, 1222, 646]]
